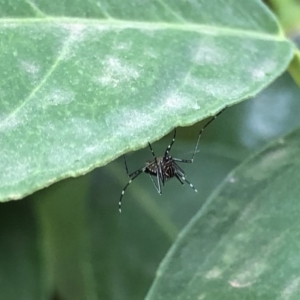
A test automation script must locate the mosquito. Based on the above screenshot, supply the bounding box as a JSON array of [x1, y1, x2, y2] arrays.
[[118, 108, 225, 212]]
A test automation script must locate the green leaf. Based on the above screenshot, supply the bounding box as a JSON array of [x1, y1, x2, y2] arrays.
[[0, 200, 46, 300], [146, 126, 300, 300], [0, 0, 294, 202]]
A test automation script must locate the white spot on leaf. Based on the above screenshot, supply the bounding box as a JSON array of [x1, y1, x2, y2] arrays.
[[228, 176, 236, 183], [191, 39, 223, 65], [248, 60, 276, 81], [281, 277, 300, 300], [20, 60, 40, 75], [197, 294, 206, 300], [229, 261, 267, 289], [0, 114, 21, 132], [163, 91, 200, 111], [115, 41, 132, 51], [229, 279, 255, 288], [45, 88, 75, 106], [205, 267, 222, 279], [96, 56, 139, 87]]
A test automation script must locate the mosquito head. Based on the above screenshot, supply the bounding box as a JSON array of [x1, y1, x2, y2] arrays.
[[163, 155, 172, 162]]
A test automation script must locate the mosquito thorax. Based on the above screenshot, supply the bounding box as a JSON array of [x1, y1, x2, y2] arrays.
[[164, 155, 172, 162]]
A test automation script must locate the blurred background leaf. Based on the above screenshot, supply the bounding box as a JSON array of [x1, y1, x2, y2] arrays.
[[263, 0, 300, 85], [34, 176, 97, 300], [265, 0, 300, 35], [146, 120, 300, 300], [0, 199, 46, 300]]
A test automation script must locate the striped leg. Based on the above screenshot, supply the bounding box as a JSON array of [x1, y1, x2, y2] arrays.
[[164, 129, 177, 156], [190, 108, 226, 162], [180, 175, 198, 193], [174, 108, 226, 164], [175, 173, 184, 185], [123, 155, 141, 177], [174, 163, 198, 193], [119, 168, 144, 213], [123, 155, 130, 176]]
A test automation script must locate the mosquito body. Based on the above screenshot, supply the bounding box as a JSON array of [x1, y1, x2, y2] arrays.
[[118, 108, 225, 212], [145, 156, 178, 182]]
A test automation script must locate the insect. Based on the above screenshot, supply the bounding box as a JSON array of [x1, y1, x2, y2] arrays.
[[118, 108, 225, 212]]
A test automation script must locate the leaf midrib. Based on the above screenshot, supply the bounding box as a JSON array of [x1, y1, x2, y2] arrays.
[[0, 17, 287, 41]]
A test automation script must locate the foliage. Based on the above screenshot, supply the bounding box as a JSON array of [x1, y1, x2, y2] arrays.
[[0, 0, 300, 299]]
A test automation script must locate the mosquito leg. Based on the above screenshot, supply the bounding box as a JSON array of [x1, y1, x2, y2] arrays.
[[164, 129, 176, 156], [180, 175, 198, 193], [189, 108, 226, 162], [148, 142, 158, 166], [175, 174, 184, 185], [119, 168, 144, 213], [148, 173, 162, 194], [123, 155, 130, 176], [173, 109, 226, 165], [148, 142, 163, 188], [123, 155, 145, 178], [174, 164, 198, 192], [173, 158, 193, 164], [173, 162, 186, 176]]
